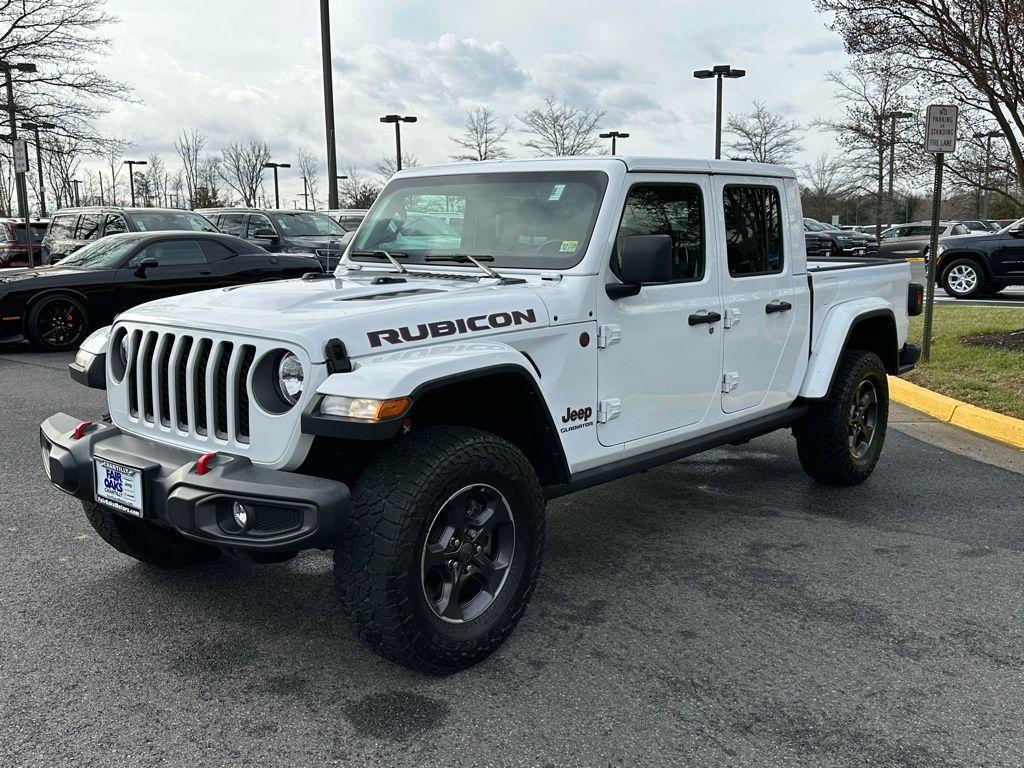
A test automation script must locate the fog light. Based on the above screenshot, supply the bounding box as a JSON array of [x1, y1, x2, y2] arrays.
[[232, 502, 250, 529]]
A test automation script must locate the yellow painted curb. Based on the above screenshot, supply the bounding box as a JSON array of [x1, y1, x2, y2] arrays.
[[906, 257, 926, 263], [889, 376, 1024, 450]]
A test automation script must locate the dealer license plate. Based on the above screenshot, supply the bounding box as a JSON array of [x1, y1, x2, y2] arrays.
[[94, 459, 144, 517]]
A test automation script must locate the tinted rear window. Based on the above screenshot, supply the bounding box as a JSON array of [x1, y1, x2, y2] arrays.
[[14, 223, 47, 243]]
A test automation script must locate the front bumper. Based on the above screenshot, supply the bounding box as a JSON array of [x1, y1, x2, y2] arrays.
[[40, 412, 351, 552]]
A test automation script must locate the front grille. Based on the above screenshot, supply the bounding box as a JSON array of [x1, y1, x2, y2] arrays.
[[125, 330, 254, 445]]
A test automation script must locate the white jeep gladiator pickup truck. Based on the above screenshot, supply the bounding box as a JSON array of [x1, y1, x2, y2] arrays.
[[41, 157, 923, 673]]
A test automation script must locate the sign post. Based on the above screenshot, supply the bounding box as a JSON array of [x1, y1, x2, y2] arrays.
[[12, 138, 33, 268], [922, 104, 958, 361]]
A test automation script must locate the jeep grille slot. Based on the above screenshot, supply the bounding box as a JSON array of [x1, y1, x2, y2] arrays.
[[118, 328, 256, 450]]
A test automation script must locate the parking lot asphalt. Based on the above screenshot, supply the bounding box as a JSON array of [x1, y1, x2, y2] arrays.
[[2, 344, 1024, 768]]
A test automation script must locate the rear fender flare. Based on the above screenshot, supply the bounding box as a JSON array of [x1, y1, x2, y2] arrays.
[[800, 300, 896, 400]]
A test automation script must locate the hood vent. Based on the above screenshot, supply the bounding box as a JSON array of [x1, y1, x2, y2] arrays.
[[338, 288, 445, 302]]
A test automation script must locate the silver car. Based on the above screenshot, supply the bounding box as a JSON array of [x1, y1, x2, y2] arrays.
[[878, 221, 971, 259]]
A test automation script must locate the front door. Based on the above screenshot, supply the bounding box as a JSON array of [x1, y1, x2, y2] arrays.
[[597, 176, 723, 446], [992, 229, 1024, 277], [115, 238, 213, 311], [714, 178, 801, 414]]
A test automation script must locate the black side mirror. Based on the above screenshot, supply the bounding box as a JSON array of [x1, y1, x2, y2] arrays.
[[607, 234, 673, 299], [1009, 228, 1024, 238], [135, 257, 158, 276], [253, 228, 279, 241]]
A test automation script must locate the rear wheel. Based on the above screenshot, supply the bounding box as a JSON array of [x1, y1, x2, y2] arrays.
[[26, 294, 89, 351], [335, 426, 545, 674], [794, 350, 889, 486], [82, 500, 220, 568], [941, 258, 985, 299]]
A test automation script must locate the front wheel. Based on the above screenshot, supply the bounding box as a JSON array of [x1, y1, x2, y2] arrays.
[[26, 294, 90, 351], [941, 258, 985, 299], [335, 426, 545, 674], [794, 350, 889, 486]]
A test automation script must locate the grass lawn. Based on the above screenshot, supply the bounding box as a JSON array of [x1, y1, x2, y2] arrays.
[[904, 305, 1024, 420]]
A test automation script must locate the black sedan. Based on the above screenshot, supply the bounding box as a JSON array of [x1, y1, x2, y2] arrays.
[[0, 231, 321, 351]]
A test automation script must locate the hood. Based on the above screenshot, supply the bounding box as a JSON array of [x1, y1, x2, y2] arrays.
[[120, 269, 551, 358], [0, 265, 106, 285], [283, 235, 343, 250]]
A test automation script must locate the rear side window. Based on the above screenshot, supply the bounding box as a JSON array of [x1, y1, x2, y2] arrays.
[[104, 214, 128, 235], [218, 213, 244, 236], [907, 226, 931, 237], [127, 239, 209, 267], [612, 184, 705, 282], [951, 224, 970, 235], [723, 185, 784, 277], [198, 240, 237, 261], [75, 213, 103, 241]]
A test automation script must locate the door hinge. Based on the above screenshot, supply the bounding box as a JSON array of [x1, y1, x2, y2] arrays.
[[724, 308, 742, 329], [722, 372, 740, 393], [597, 398, 622, 423], [597, 324, 621, 348]]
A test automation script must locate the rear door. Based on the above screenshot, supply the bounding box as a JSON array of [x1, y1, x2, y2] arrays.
[[597, 175, 723, 445], [713, 178, 803, 414]]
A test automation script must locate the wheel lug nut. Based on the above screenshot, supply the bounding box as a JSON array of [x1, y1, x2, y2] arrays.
[[448, 559, 456, 569], [475, 545, 481, 554]]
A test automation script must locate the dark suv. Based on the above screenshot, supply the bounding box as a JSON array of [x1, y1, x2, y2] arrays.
[[197, 208, 345, 270], [42, 207, 218, 264], [935, 217, 1024, 299]]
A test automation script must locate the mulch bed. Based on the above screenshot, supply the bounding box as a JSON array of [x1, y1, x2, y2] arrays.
[[961, 329, 1024, 352]]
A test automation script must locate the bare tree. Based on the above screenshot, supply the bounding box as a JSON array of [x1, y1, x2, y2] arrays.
[[218, 139, 270, 207], [816, 58, 923, 235], [518, 97, 605, 156], [0, 1, 132, 151], [174, 129, 207, 208], [816, 0, 1024, 197], [450, 106, 512, 161], [44, 135, 84, 209], [144, 152, 166, 207], [296, 147, 321, 210], [339, 165, 382, 209], [800, 152, 857, 220], [375, 153, 419, 181], [725, 102, 804, 164]]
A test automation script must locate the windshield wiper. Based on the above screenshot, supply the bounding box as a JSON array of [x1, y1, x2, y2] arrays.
[[423, 253, 502, 280], [349, 249, 409, 273]]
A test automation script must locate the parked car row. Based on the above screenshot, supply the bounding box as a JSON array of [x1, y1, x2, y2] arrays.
[[197, 208, 348, 271], [0, 231, 322, 351], [804, 218, 878, 257]]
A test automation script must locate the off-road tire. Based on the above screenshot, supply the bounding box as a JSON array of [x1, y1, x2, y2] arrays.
[[82, 500, 220, 568], [941, 258, 986, 299], [335, 426, 545, 674], [794, 350, 889, 486]]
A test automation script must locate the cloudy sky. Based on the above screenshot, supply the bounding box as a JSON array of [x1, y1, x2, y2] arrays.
[[89, 0, 850, 206]]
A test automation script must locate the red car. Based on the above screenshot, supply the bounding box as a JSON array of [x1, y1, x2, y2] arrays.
[[0, 218, 49, 268]]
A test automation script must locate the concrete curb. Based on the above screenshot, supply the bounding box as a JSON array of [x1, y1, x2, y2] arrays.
[[889, 376, 1024, 450]]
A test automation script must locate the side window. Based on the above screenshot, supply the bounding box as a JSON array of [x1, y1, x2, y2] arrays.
[[127, 239, 209, 267], [48, 215, 76, 239], [245, 213, 275, 238], [951, 224, 969, 235], [880, 229, 897, 239], [198, 240, 237, 261], [908, 226, 932, 237], [104, 214, 128, 235], [75, 213, 103, 241], [611, 184, 705, 282], [218, 213, 244, 236], [723, 185, 784, 277]]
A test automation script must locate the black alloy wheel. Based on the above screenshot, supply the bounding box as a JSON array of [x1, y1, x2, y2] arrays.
[[421, 483, 517, 624], [847, 378, 879, 459], [28, 295, 89, 351]]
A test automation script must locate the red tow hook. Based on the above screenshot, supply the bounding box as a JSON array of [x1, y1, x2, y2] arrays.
[[194, 452, 217, 476], [71, 421, 94, 440]]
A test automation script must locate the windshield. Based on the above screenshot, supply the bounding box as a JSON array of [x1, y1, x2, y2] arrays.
[[804, 219, 828, 232], [55, 235, 142, 269], [271, 211, 345, 237], [131, 211, 218, 232], [351, 171, 608, 269]]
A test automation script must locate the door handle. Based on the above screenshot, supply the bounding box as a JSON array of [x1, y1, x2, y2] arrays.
[[199, 269, 212, 275], [765, 300, 792, 314], [688, 310, 722, 326]]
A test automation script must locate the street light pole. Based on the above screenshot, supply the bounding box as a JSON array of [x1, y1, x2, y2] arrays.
[[21, 121, 55, 217], [302, 175, 309, 209], [599, 131, 630, 155], [379, 114, 417, 171], [320, 0, 339, 210], [693, 65, 745, 160], [973, 130, 1003, 219], [883, 111, 914, 227], [0, 60, 37, 220], [123, 159, 147, 206], [71, 179, 81, 207], [262, 161, 291, 209]]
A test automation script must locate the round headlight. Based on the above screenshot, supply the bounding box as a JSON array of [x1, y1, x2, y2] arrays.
[[276, 352, 304, 405]]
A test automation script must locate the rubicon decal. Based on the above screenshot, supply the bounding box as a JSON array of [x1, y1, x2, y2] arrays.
[[560, 405, 594, 433], [367, 309, 537, 348]]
